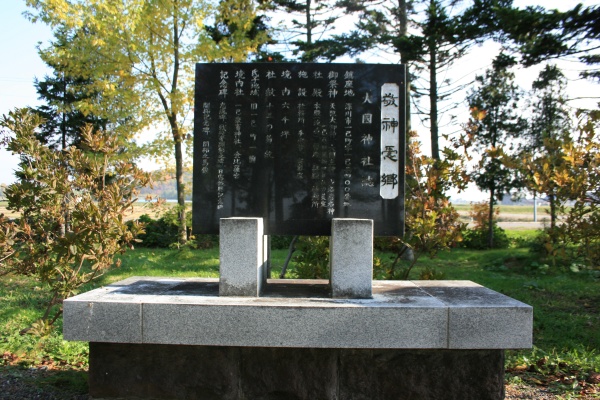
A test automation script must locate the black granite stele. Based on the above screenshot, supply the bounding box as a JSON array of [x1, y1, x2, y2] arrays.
[[89, 343, 505, 400], [193, 63, 407, 236]]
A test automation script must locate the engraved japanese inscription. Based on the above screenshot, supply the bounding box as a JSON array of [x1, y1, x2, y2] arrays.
[[193, 63, 406, 236]]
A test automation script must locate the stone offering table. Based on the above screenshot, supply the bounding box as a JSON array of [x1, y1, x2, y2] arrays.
[[64, 277, 532, 399]]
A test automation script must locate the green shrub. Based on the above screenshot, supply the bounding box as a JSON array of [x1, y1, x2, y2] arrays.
[[528, 230, 553, 256], [292, 236, 330, 279], [374, 236, 402, 252], [461, 201, 509, 250], [0, 110, 149, 331], [131, 214, 218, 249], [194, 234, 219, 249], [462, 225, 510, 249], [508, 232, 538, 249], [271, 235, 294, 250], [131, 214, 178, 248]]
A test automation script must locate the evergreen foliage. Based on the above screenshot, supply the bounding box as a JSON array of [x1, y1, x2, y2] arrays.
[[466, 53, 525, 248], [32, 72, 107, 150], [497, 3, 600, 81], [520, 65, 573, 237], [264, 0, 345, 62]]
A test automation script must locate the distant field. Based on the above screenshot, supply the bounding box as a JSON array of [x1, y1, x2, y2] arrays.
[[453, 203, 551, 215], [0, 200, 161, 221], [1, 200, 554, 224], [0, 201, 18, 219]]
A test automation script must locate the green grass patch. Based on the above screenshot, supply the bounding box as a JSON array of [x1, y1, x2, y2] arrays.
[[506, 229, 540, 241], [77, 247, 295, 290], [0, 365, 88, 398]]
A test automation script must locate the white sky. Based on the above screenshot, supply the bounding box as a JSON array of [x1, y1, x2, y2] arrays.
[[0, 0, 598, 201]]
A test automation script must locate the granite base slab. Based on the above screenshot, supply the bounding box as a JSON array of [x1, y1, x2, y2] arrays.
[[64, 277, 532, 349]]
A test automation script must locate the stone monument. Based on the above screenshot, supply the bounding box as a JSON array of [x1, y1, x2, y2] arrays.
[[61, 63, 533, 400], [193, 63, 406, 236]]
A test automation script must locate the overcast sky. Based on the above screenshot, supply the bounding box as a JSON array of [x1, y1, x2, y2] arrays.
[[1, 0, 598, 192]]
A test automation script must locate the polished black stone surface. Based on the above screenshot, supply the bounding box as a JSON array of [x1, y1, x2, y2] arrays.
[[193, 63, 406, 236]]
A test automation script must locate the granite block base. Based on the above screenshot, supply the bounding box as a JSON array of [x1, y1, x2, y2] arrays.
[[64, 278, 532, 349], [89, 343, 505, 400]]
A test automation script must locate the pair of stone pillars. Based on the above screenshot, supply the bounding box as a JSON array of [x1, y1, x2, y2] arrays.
[[219, 217, 373, 298]]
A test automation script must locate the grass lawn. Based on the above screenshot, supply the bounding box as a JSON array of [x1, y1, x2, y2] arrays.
[[1, 230, 599, 398]]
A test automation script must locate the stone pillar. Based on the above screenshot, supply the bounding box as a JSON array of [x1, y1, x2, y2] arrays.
[[330, 218, 373, 298], [220, 218, 265, 296]]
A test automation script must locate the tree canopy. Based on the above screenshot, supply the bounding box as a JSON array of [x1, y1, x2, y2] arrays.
[[26, 0, 270, 242], [467, 53, 525, 248]]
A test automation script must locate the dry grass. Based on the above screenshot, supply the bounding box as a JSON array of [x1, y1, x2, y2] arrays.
[[1, 201, 553, 224], [0, 201, 162, 222]]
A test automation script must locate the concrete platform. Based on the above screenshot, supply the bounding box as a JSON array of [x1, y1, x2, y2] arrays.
[[64, 277, 532, 349]]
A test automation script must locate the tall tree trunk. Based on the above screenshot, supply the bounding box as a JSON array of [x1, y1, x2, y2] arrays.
[[429, 48, 439, 160], [488, 186, 495, 249], [174, 138, 187, 244], [399, 0, 414, 260], [399, 0, 411, 133], [549, 192, 557, 246], [169, 114, 187, 244], [305, 0, 313, 61], [306, 0, 312, 45], [428, 4, 440, 161], [60, 73, 68, 237], [171, 4, 186, 244], [62, 74, 67, 151]]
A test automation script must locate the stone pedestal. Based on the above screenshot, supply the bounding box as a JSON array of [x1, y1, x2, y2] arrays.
[[64, 277, 532, 399], [64, 278, 532, 349], [219, 217, 265, 296], [89, 343, 505, 400], [330, 218, 373, 298]]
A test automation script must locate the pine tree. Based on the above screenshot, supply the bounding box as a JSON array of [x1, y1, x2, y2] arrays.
[[32, 70, 108, 151], [335, 0, 513, 160], [521, 65, 573, 238], [467, 53, 525, 248], [498, 4, 600, 81], [264, 0, 345, 62]]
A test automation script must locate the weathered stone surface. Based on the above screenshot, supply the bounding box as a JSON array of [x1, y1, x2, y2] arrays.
[[88, 343, 504, 400], [414, 281, 533, 349], [330, 218, 373, 299], [89, 343, 239, 399], [142, 296, 446, 348], [63, 299, 142, 343], [63, 278, 532, 349], [219, 217, 265, 296], [339, 349, 505, 400], [240, 347, 338, 400]]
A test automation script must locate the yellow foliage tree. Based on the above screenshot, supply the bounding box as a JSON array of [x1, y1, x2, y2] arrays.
[[562, 110, 600, 267], [522, 109, 600, 267], [26, 0, 270, 242]]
